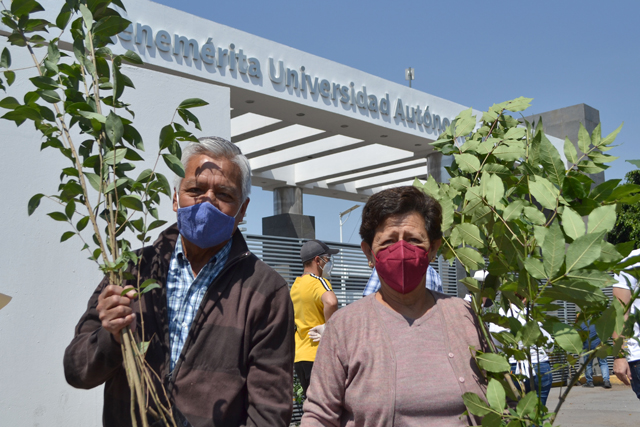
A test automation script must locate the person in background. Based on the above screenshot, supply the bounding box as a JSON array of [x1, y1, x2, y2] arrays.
[[612, 248, 640, 400], [463, 270, 493, 309], [577, 314, 611, 388], [291, 240, 339, 398], [302, 186, 487, 427], [488, 298, 554, 407]]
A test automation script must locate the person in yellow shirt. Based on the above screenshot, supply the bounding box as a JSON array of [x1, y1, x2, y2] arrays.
[[291, 239, 339, 397]]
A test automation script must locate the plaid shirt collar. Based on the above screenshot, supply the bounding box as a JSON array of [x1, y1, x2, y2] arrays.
[[166, 236, 233, 371]]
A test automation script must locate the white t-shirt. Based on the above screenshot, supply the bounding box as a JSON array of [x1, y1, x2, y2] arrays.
[[612, 248, 640, 362], [489, 305, 553, 376]]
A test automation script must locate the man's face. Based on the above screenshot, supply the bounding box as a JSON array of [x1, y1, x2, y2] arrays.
[[173, 153, 249, 232]]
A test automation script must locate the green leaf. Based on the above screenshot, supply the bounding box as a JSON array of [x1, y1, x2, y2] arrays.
[[561, 207, 585, 240], [577, 123, 591, 153], [178, 108, 202, 130], [493, 141, 525, 162], [599, 123, 623, 147], [121, 50, 143, 65], [542, 280, 608, 307], [65, 199, 75, 219], [78, 4, 93, 31], [552, 322, 583, 354], [504, 96, 533, 112], [542, 221, 564, 278], [119, 195, 143, 211], [524, 257, 546, 280], [92, 16, 132, 39], [486, 378, 506, 412], [523, 206, 546, 225], [565, 269, 615, 288], [78, 111, 106, 123], [178, 98, 209, 109], [0, 96, 20, 109], [104, 148, 128, 165], [60, 231, 75, 242], [39, 90, 61, 103], [599, 241, 623, 264], [481, 412, 502, 427], [516, 391, 538, 417], [456, 223, 484, 249], [626, 159, 640, 168], [476, 352, 510, 373], [595, 306, 617, 346], [503, 199, 524, 221], [141, 283, 161, 294], [481, 173, 504, 208], [564, 138, 578, 164], [462, 392, 492, 416], [47, 211, 68, 222], [565, 231, 605, 272], [540, 134, 565, 187], [454, 108, 476, 138], [587, 204, 616, 234], [454, 153, 481, 173], [29, 76, 58, 90], [0, 48, 10, 69], [76, 216, 89, 232], [2, 105, 41, 123], [162, 153, 185, 178], [4, 71, 15, 86], [155, 172, 172, 196], [27, 193, 44, 215], [528, 176, 558, 210], [456, 247, 486, 270], [11, 0, 44, 16], [520, 320, 542, 347], [159, 124, 175, 150], [148, 219, 167, 231], [105, 111, 124, 144], [84, 172, 101, 192]]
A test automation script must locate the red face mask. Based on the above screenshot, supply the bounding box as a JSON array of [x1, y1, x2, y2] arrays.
[[374, 240, 430, 294]]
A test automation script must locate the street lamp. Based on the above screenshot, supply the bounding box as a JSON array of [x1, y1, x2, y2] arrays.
[[339, 204, 360, 243]]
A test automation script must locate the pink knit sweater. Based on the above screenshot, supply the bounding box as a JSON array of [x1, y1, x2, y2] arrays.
[[301, 293, 488, 427]]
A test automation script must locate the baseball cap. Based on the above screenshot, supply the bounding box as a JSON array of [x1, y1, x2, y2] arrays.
[[300, 239, 339, 263]]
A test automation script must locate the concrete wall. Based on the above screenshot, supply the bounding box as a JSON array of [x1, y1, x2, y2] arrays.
[[0, 40, 230, 426]]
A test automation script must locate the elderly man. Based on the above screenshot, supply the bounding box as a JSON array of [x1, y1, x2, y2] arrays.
[[64, 137, 295, 426]]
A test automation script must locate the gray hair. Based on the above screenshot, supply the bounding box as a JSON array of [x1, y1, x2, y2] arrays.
[[173, 136, 252, 201]]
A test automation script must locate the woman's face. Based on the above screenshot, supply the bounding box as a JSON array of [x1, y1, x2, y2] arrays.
[[362, 211, 439, 265]]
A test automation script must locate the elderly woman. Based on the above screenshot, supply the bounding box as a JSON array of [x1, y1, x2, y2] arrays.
[[301, 186, 487, 427]]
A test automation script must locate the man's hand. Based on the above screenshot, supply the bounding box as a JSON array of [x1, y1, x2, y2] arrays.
[[96, 285, 136, 344], [308, 324, 325, 343], [614, 358, 632, 386]]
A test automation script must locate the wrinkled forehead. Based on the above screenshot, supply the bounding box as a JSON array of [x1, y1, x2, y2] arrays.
[[184, 154, 242, 188]]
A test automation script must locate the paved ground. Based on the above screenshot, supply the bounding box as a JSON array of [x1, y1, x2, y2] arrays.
[[546, 384, 639, 427]]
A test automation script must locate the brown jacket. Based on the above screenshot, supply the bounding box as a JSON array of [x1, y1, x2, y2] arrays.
[[301, 293, 488, 427], [63, 225, 295, 427]]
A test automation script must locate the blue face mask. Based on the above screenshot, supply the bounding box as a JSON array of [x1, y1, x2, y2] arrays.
[[176, 193, 242, 249]]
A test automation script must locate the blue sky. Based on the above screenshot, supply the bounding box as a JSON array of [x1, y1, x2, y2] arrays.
[[155, 0, 640, 243]]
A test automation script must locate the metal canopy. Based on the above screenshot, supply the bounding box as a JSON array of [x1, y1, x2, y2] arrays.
[[228, 86, 440, 202]]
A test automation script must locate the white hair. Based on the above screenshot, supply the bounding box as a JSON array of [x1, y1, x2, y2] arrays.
[[173, 136, 252, 201]]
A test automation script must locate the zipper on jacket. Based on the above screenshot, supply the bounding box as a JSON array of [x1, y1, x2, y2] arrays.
[[168, 251, 252, 390]]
